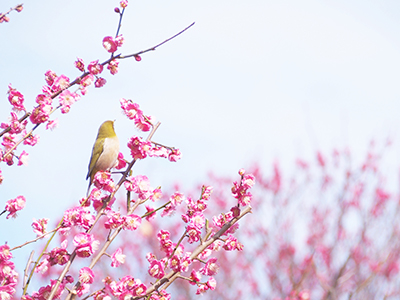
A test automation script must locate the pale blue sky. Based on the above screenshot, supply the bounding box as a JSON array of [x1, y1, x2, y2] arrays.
[[1, 0, 400, 275]]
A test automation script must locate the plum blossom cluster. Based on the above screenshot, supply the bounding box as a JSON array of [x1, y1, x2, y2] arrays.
[[231, 168, 255, 206], [102, 35, 124, 54], [32, 218, 49, 237], [0, 245, 18, 299], [120, 98, 153, 132], [30, 277, 73, 300], [1, 195, 26, 219], [121, 98, 182, 162], [104, 210, 142, 231], [0, 34, 126, 171], [127, 135, 182, 162], [36, 240, 70, 274], [0, 86, 38, 166], [137, 174, 252, 297], [124, 174, 162, 203], [101, 275, 148, 299]]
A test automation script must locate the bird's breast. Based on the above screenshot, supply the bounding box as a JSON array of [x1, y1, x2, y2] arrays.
[[96, 136, 120, 171]]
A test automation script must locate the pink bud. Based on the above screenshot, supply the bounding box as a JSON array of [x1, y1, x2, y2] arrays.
[[114, 7, 120, 13], [134, 55, 142, 62], [231, 206, 240, 217]]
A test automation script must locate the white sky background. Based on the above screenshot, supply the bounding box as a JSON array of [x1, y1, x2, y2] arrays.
[[1, 0, 400, 275]]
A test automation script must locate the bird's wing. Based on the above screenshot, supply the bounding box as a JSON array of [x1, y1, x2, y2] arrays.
[[86, 138, 105, 180]]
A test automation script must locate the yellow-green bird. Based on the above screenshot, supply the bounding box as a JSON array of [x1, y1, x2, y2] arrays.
[[86, 120, 119, 196]]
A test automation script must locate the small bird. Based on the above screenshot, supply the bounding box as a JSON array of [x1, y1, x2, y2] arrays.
[[86, 120, 119, 196]]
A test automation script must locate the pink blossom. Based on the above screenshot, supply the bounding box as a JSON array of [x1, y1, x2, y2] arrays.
[[103, 36, 118, 53], [0, 244, 12, 261], [4, 195, 26, 219], [104, 211, 125, 230], [88, 60, 104, 75], [52, 74, 70, 92], [80, 74, 94, 87], [37, 91, 52, 103], [190, 211, 205, 230], [31, 218, 49, 237], [1, 112, 27, 134], [157, 230, 170, 241], [170, 192, 184, 207], [213, 211, 234, 228], [2, 133, 16, 150], [115, 35, 124, 47], [7, 84, 25, 111], [168, 148, 182, 162], [200, 257, 219, 276], [159, 239, 174, 256], [196, 284, 209, 295], [127, 136, 152, 160], [124, 175, 152, 200], [95, 77, 107, 88], [145, 205, 156, 221], [168, 255, 181, 272], [134, 114, 152, 131], [93, 171, 115, 193], [111, 248, 126, 267], [150, 188, 162, 202], [59, 90, 80, 114], [17, 150, 29, 166], [29, 103, 52, 124], [179, 253, 192, 272], [187, 225, 201, 244], [223, 235, 243, 251], [120, 1, 128, 8], [131, 284, 147, 297], [146, 252, 156, 263], [242, 174, 256, 189], [148, 259, 165, 279], [75, 57, 85, 72], [46, 119, 58, 130], [134, 55, 141, 62], [148, 290, 170, 300], [207, 277, 217, 290], [115, 152, 127, 170], [148, 146, 169, 158], [63, 206, 95, 231], [161, 203, 175, 217], [120, 99, 152, 131], [31, 279, 67, 300], [76, 283, 90, 297], [120, 99, 142, 120], [73, 233, 99, 258], [48, 240, 69, 266], [22, 131, 40, 146], [79, 267, 95, 284], [189, 269, 202, 284], [44, 70, 57, 86], [107, 60, 119, 75], [124, 214, 142, 230]]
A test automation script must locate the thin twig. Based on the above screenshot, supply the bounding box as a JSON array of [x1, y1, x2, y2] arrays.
[[22, 251, 34, 290], [119, 22, 195, 59]]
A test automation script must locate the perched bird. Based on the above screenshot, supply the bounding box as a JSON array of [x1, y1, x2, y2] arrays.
[[86, 120, 119, 196]]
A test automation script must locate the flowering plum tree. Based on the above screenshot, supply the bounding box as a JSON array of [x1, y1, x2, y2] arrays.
[[173, 141, 399, 299], [0, 2, 255, 300]]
